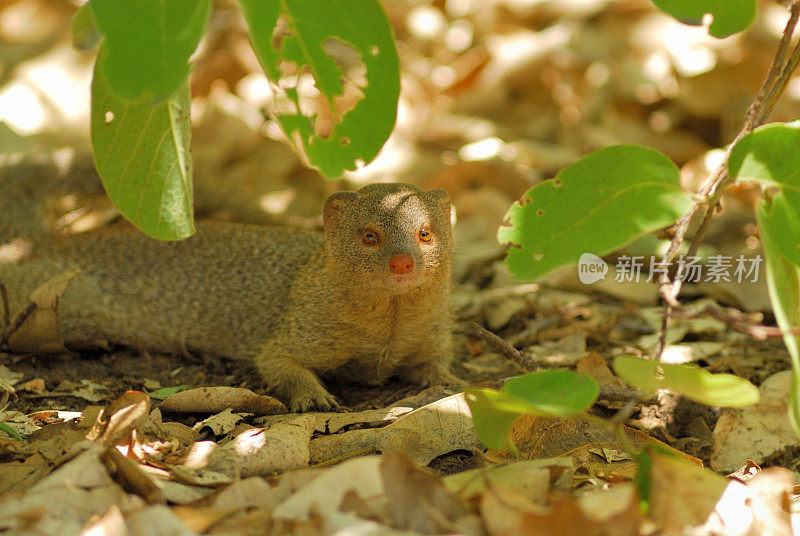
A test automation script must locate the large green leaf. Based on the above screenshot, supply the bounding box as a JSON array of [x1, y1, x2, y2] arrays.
[[729, 122, 800, 266], [88, 0, 211, 99], [758, 199, 800, 435], [465, 388, 527, 451], [502, 369, 599, 417], [91, 54, 195, 240], [466, 370, 600, 450], [651, 0, 756, 38], [498, 145, 692, 280], [238, 0, 400, 178], [613, 356, 759, 407]]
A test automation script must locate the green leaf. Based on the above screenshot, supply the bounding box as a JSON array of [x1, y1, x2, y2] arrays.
[[90, 54, 195, 240], [70, 2, 101, 51], [498, 145, 692, 280], [758, 198, 800, 435], [148, 385, 189, 400], [634, 448, 652, 514], [502, 369, 599, 417], [613, 356, 759, 407], [0, 421, 25, 443], [729, 122, 800, 266], [465, 370, 600, 451], [89, 0, 211, 99], [465, 388, 525, 451], [651, 0, 756, 38], [238, 0, 400, 178]]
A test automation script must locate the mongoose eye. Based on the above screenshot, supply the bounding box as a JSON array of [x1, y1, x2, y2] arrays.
[[419, 227, 433, 243], [362, 229, 380, 245]]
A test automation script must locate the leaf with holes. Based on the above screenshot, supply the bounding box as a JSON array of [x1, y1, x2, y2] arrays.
[[238, 0, 400, 178], [498, 145, 692, 280], [88, 0, 211, 99], [612, 356, 759, 407], [758, 197, 800, 435], [651, 0, 756, 38], [90, 54, 194, 240]]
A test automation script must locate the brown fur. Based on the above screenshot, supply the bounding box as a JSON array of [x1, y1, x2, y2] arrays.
[[0, 183, 458, 411]]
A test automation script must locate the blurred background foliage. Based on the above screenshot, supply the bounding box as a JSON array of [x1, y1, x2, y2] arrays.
[[1, 0, 798, 285]]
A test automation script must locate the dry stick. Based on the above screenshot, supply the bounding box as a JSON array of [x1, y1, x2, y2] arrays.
[[672, 303, 800, 340], [0, 276, 9, 331], [469, 323, 536, 372], [469, 323, 646, 402], [654, 1, 800, 362], [0, 302, 35, 349]]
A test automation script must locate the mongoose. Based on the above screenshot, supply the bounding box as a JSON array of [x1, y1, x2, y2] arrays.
[[0, 182, 459, 411]]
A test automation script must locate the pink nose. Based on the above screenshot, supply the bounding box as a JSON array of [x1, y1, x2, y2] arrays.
[[389, 254, 414, 275]]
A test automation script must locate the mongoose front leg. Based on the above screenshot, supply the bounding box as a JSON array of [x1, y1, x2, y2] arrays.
[[255, 354, 338, 412], [403, 359, 464, 387], [400, 334, 464, 388]]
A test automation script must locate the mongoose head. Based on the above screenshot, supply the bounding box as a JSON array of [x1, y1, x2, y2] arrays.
[[323, 183, 454, 294]]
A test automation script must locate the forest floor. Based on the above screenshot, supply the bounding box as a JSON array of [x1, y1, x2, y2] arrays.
[[2, 0, 800, 534]]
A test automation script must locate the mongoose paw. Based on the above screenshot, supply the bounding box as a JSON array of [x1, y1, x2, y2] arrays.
[[415, 363, 466, 388], [289, 387, 339, 413]]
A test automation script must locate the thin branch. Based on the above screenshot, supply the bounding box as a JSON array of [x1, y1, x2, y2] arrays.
[[1, 302, 36, 350], [655, 1, 800, 361], [0, 276, 9, 331], [469, 323, 537, 372]]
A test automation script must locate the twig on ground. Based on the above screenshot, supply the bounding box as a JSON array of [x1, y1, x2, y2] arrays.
[[0, 276, 9, 331], [469, 323, 537, 372], [1, 302, 36, 349]]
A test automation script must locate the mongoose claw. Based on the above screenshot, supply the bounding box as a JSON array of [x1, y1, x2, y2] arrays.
[[289, 388, 340, 413]]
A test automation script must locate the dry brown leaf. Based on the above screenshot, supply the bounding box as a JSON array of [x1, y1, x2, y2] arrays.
[[380, 454, 482, 535], [503, 485, 640, 536], [86, 390, 150, 446], [493, 415, 700, 481], [444, 458, 574, 502], [194, 408, 243, 436], [125, 505, 196, 536], [212, 476, 277, 511], [0, 452, 49, 495], [160, 386, 287, 415], [0, 446, 144, 535], [6, 269, 80, 354], [79, 504, 126, 536], [310, 393, 482, 466], [255, 406, 412, 434], [272, 455, 383, 521], [480, 484, 549, 535], [19, 378, 45, 393], [711, 370, 799, 473], [187, 414, 314, 478], [171, 505, 240, 534], [100, 448, 163, 504], [160, 480, 215, 505], [576, 352, 626, 389], [648, 449, 731, 533]]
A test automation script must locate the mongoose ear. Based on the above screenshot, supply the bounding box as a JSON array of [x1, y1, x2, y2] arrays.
[[323, 191, 358, 233], [428, 188, 456, 227]]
